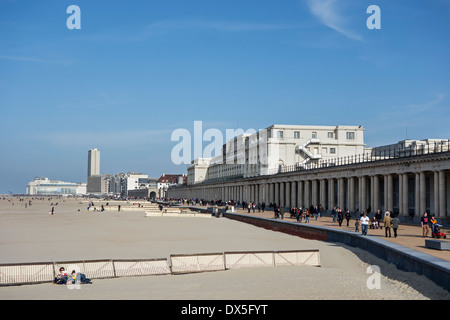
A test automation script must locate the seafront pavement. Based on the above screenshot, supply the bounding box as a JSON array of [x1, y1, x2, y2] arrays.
[[226, 206, 450, 261]]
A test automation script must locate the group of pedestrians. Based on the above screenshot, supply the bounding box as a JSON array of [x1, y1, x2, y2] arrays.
[[331, 207, 352, 227], [357, 211, 400, 237], [240, 201, 445, 240], [420, 212, 442, 238], [286, 205, 321, 222]]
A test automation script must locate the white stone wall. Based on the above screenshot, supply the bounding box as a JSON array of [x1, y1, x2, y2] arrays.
[[187, 124, 366, 183]]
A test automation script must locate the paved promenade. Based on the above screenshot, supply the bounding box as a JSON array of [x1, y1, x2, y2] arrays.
[[199, 205, 450, 261]]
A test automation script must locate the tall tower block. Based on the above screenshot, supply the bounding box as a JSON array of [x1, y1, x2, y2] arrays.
[[88, 148, 100, 178]]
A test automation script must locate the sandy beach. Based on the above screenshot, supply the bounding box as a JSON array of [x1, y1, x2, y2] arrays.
[[0, 197, 449, 300]]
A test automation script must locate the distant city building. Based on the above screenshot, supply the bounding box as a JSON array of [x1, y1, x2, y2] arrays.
[[86, 148, 107, 194], [88, 148, 100, 178], [366, 139, 450, 158], [124, 173, 149, 193], [157, 174, 187, 198], [108, 173, 159, 198], [87, 174, 112, 194], [187, 124, 365, 185], [26, 177, 86, 196]]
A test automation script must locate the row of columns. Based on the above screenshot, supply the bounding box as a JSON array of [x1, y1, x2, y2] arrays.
[[213, 170, 449, 217]]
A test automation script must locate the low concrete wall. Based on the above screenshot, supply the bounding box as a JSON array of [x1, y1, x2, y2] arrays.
[[224, 212, 450, 292]]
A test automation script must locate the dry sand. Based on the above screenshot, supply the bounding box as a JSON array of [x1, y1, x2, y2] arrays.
[[0, 197, 449, 300]]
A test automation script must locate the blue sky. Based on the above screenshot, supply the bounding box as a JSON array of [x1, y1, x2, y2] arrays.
[[0, 0, 449, 193]]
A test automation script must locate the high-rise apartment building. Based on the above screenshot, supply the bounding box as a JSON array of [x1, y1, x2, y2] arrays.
[[88, 148, 100, 178]]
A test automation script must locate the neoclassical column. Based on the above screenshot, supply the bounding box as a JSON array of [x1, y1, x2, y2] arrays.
[[274, 182, 279, 206], [415, 173, 420, 217], [361, 176, 367, 213], [269, 183, 274, 204], [298, 180, 304, 208], [280, 182, 285, 207], [373, 175, 380, 212], [304, 180, 311, 207], [402, 173, 409, 217], [420, 172, 426, 214], [399, 174, 403, 215], [264, 183, 269, 204], [370, 176, 374, 212], [328, 178, 335, 209], [439, 170, 446, 218], [291, 181, 297, 208], [285, 181, 291, 207], [259, 184, 263, 204], [320, 179, 326, 210], [348, 177, 355, 212], [339, 178, 346, 209], [312, 180, 318, 207], [387, 174, 393, 213], [433, 171, 438, 216]]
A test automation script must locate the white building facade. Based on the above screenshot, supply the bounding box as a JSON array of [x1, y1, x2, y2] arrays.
[[188, 124, 365, 185], [26, 177, 87, 196]]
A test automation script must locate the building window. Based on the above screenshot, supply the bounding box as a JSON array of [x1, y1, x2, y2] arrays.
[[327, 132, 334, 139], [277, 131, 284, 138], [294, 131, 300, 139], [312, 132, 317, 139], [330, 148, 336, 154], [346, 132, 355, 140]]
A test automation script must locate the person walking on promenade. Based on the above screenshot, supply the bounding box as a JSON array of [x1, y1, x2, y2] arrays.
[[421, 212, 430, 238], [337, 208, 344, 226], [375, 210, 382, 227], [360, 212, 370, 236], [261, 202, 265, 212], [383, 211, 392, 237], [392, 214, 400, 238], [305, 209, 310, 223], [314, 205, 320, 221], [355, 218, 360, 232], [297, 207, 303, 223], [345, 210, 351, 226], [331, 206, 337, 223], [248, 203, 251, 213], [278, 206, 283, 219]]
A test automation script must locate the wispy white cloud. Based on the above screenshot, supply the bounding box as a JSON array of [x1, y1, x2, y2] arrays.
[[365, 93, 449, 145], [389, 93, 446, 117], [306, 0, 362, 41]]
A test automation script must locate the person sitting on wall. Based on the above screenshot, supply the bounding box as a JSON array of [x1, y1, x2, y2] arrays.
[[370, 217, 379, 229]]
